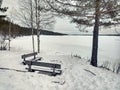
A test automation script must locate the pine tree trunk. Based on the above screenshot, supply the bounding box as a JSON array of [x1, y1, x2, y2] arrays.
[[91, 0, 100, 67]]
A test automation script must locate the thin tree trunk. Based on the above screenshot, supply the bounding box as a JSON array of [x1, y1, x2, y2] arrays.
[[0, 0, 3, 7], [38, 30, 40, 53], [37, 31, 40, 53], [8, 20, 11, 51], [35, 0, 40, 53], [91, 0, 100, 67], [30, 0, 35, 53]]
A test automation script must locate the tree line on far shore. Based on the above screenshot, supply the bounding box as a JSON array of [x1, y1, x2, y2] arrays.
[[0, 19, 66, 38]]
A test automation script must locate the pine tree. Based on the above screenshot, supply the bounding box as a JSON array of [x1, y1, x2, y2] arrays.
[[45, 0, 120, 67]]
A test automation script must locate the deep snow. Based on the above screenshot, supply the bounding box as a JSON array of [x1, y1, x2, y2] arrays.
[[0, 35, 120, 90]]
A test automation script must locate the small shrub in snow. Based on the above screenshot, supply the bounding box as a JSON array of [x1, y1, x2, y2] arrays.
[[0, 35, 7, 50], [116, 63, 120, 74], [112, 63, 120, 74], [0, 43, 7, 50], [100, 61, 120, 74], [99, 61, 111, 71], [73, 54, 81, 59]]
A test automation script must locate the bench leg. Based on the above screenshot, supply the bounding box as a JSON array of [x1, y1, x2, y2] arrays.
[[52, 68, 56, 76], [22, 61, 26, 65], [28, 64, 32, 72], [22, 58, 26, 65]]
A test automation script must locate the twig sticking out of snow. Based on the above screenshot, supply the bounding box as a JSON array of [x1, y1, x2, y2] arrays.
[[52, 80, 65, 85], [84, 69, 96, 76], [0, 67, 27, 73]]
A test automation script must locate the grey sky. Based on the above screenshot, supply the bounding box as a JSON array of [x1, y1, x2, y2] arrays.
[[53, 17, 80, 34], [1, 0, 119, 34]]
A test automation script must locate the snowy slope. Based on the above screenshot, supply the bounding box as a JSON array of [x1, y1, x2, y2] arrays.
[[0, 36, 120, 90]]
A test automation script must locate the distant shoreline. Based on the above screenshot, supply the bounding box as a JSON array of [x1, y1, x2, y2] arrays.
[[68, 34, 120, 36]]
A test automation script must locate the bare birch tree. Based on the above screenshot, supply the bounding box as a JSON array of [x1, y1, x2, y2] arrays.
[[30, 0, 35, 53], [15, 0, 55, 53]]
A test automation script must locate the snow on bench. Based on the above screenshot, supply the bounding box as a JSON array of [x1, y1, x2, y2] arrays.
[[21, 52, 42, 65]]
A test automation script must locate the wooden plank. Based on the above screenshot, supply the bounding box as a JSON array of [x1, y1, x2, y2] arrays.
[[25, 61, 61, 69], [32, 57, 42, 61], [26, 68, 62, 76], [26, 57, 42, 61], [21, 52, 37, 59]]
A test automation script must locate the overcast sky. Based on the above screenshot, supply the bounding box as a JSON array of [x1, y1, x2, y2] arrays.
[[1, 0, 81, 34], [1, 0, 119, 34]]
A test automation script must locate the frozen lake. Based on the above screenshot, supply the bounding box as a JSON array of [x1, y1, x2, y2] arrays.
[[41, 36, 120, 58], [11, 35, 120, 65]]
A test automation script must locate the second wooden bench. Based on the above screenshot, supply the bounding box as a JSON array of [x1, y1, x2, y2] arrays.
[[25, 60, 62, 76]]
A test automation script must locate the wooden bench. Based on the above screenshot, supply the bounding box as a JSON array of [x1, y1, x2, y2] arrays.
[[24, 60, 62, 76], [21, 52, 42, 65]]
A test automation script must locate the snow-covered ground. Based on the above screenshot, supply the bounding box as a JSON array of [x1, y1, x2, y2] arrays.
[[0, 35, 120, 90]]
